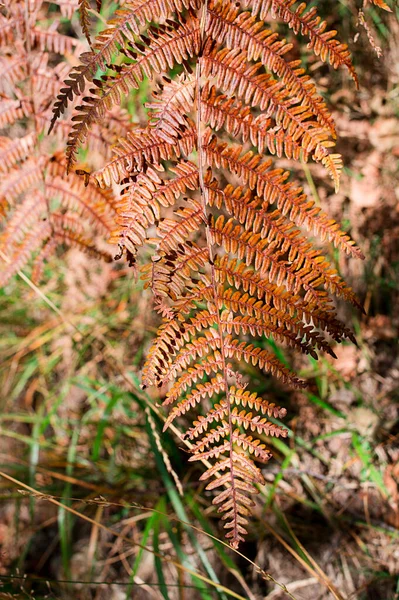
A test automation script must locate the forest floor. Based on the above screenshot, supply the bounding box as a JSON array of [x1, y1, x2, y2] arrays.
[[0, 3, 398, 600]]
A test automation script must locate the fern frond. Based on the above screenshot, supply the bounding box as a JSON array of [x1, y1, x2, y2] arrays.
[[65, 16, 200, 169], [79, 0, 93, 45], [142, 241, 209, 299], [202, 44, 336, 157], [0, 159, 44, 209], [201, 84, 342, 189], [51, 0, 79, 19], [215, 256, 356, 343], [0, 219, 52, 286], [51, 214, 113, 261], [163, 374, 225, 429], [142, 328, 221, 387], [0, 56, 26, 91], [206, 0, 336, 135], [186, 398, 287, 439], [31, 27, 84, 54], [144, 325, 305, 390], [187, 389, 279, 549], [210, 213, 359, 309], [93, 125, 196, 186], [0, 0, 124, 287], [0, 99, 29, 128], [164, 352, 226, 405], [146, 74, 196, 142], [207, 180, 360, 306], [48, 0, 370, 547], [368, 0, 392, 11], [110, 161, 198, 259], [0, 13, 23, 47], [245, 0, 359, 86], [223, 337, 305, 387], [0, 133, 37, 173], [157, 199, 203, 252], [31, 238, 59, 283], [204, 134, 363, 260], [0, 192, 47, 251], [49, 0, 202, 131], [218, 291, 335, 356], [44, 174, 117, 235]]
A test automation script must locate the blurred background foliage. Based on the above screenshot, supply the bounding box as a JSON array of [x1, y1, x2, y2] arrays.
[[0, 0, 398, 598]]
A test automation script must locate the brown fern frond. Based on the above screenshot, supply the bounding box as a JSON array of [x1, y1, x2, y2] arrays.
[[245, 0, 359, 86], [187, 402, 275, 548], [51, 214, 113, 261], [0, 0, 123, 287], [146, 74, 196, 142], [163, 374, 225, 429], [202, 43, 337, 158], [204, 134, 363, 260], [47, 0, 372, 548], [31, 27, 84, 54], [357, 11, 383, 58], [206, 0, 336, 136], [185, 398, 287, 439], [64, 16, 200, 169], [218, 292, 335, 356], [0, 133, 37, 173], [51, 0, 79, 19], [0, 192, 47, 251], [92, 125, 196, 186], [143, 325, 305, 390], [185, 401, 229, 438], [223, 337, 306, 387], [201, 84, 342, 189], [157, 199, 204, 252], [0, 219, 52, 286], [79, 0, 93, 45], [31, 238, 59, 283], [142, 241, 209, 299], [0, 13, 23, 47], [214, 256, 356, 343], [0, 56, 26, 91], [44, 174, 117, 235], [110, 161, 198, 259], [0, 100, 28, 128], [0, 159, 44, 209], [164, 352, 226, 405], [142, 327, 222, 387], [221, 313, 321, 358], [207, 181, 360, 307], [210, 213, 360, 309], [229, 386, 288, 417], [49, 0, 202, 132], [202, 450, 264, 486]]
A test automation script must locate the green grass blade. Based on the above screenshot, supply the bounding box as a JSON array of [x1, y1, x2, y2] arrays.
[[153, 500, 171, 600]]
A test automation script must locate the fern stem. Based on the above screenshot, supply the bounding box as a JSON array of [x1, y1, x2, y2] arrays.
[[196, 0, 240, 549]]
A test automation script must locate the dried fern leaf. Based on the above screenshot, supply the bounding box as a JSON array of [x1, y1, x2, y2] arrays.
[[62, 16, 200, 168], [206, 0, 336, 136], [0, 133, 37, 173], [245, 0, 359, 86], [49, 0, 370, 548], [79, 0, 93, 45]]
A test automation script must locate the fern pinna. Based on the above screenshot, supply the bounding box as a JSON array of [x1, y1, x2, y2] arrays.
[[49, 0, 377, 548], [0, 0, 128, 284]]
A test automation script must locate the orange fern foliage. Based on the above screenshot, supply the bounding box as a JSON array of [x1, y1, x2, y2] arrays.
[[0, 0, 122, 285], [46, 0, 382, 549], [47, 0, 388, 547]]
